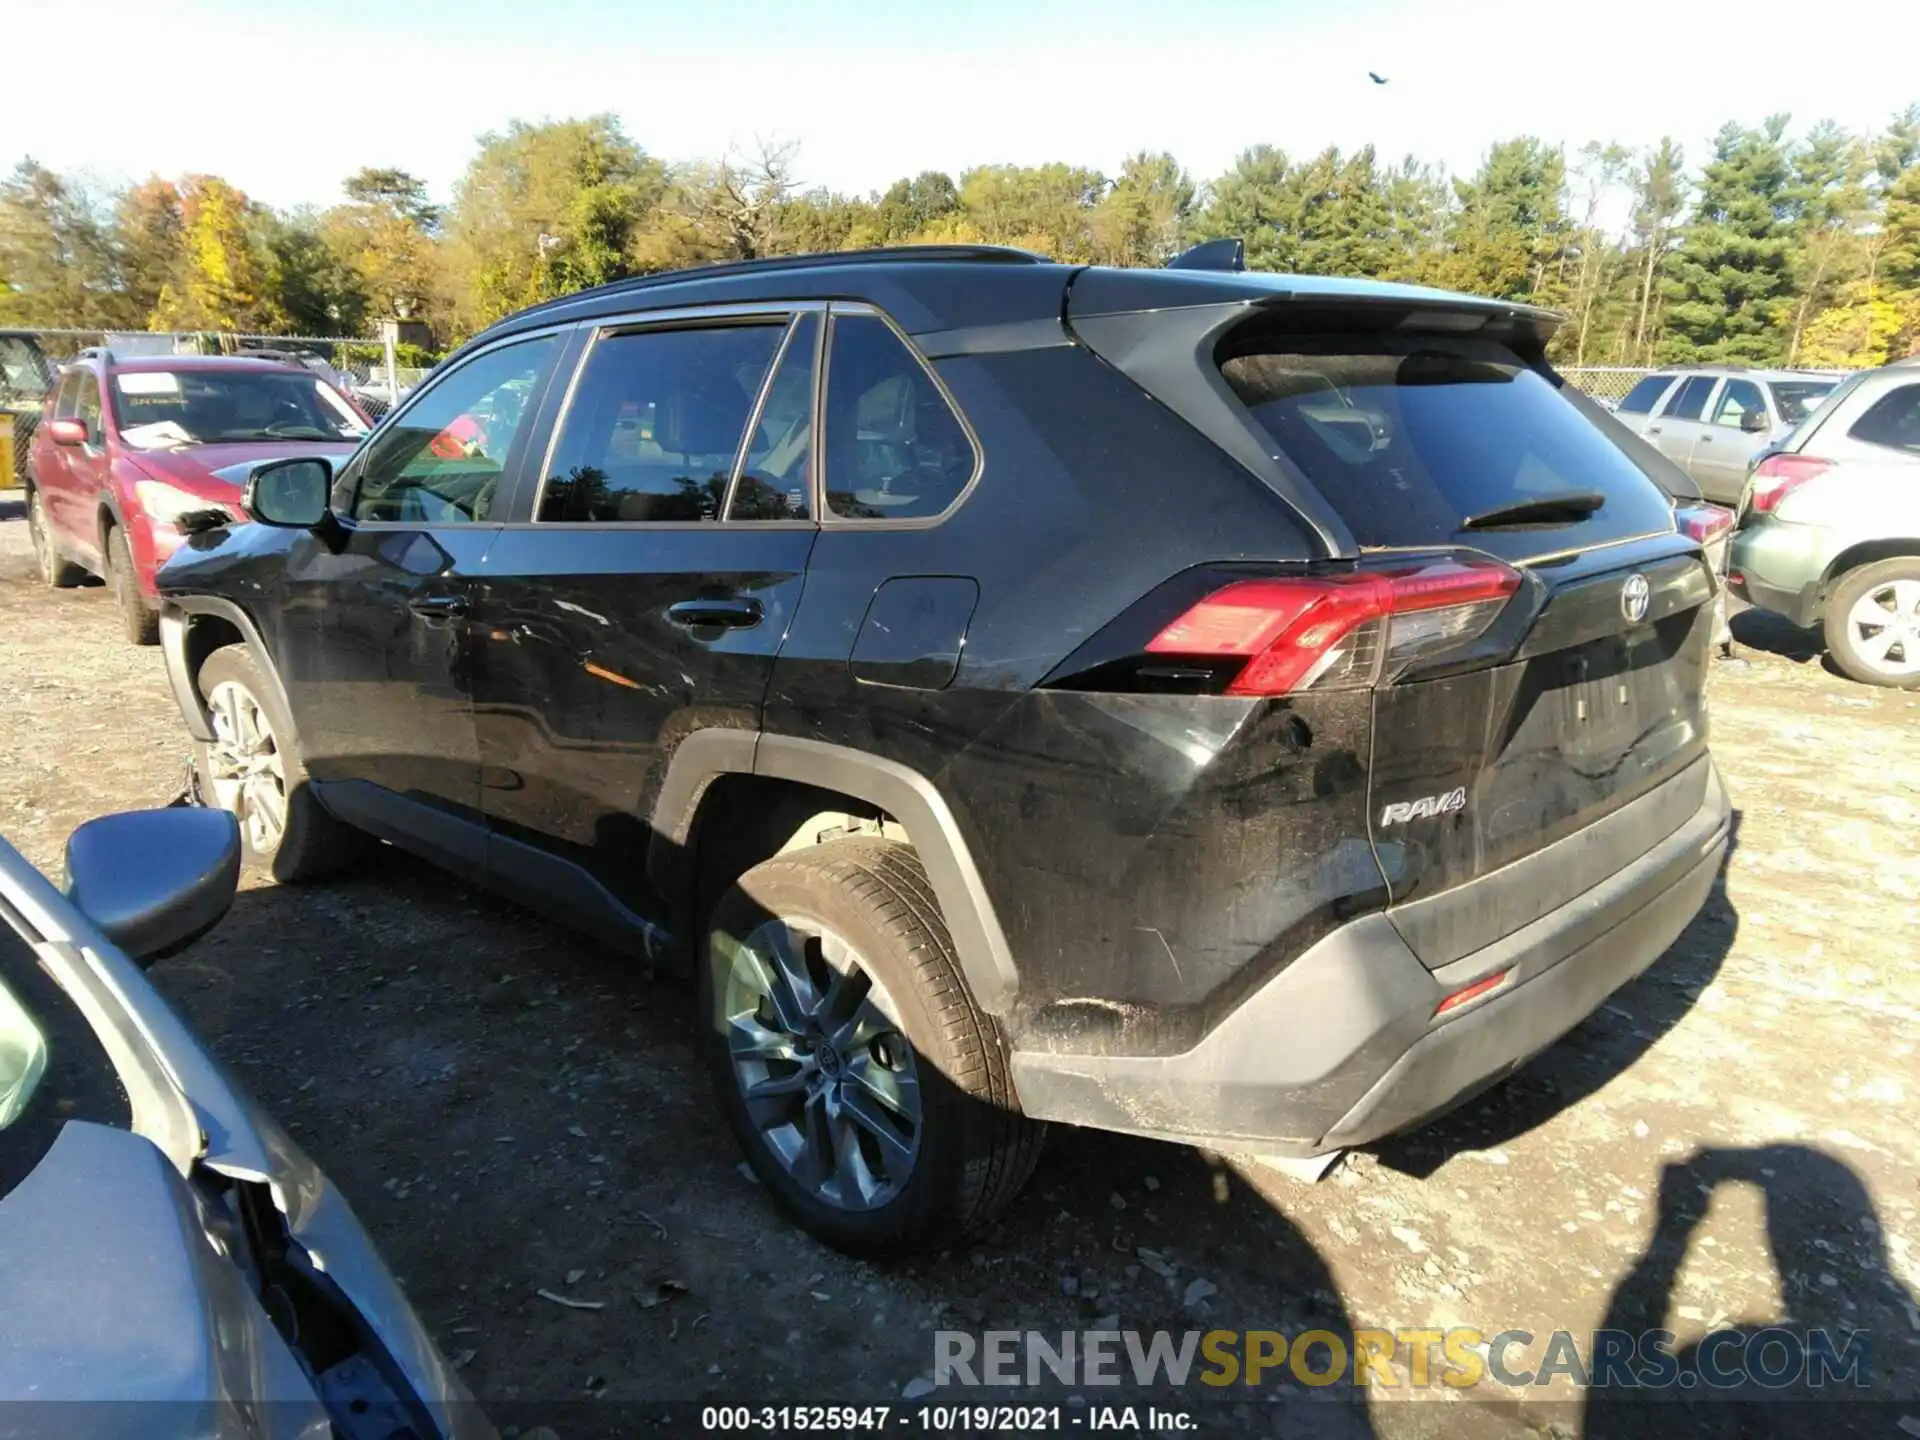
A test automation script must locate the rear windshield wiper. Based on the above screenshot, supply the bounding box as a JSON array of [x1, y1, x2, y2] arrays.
[[1461, 490, 1606, 530]]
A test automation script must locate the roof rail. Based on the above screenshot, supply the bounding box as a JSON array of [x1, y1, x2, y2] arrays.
[[1168, 237, 1246, 272], [76, 345, 116, 364], [508, 244, 1052, 325]]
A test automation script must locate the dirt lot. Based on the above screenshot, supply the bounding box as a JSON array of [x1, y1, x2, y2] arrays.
[[2, 490, 1916, 1438]]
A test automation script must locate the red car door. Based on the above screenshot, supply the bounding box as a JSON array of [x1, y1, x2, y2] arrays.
[[36, 371, 84, 546], [60, 370, 111, 564]]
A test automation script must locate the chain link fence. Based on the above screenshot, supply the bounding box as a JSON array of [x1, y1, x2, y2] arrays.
[[1558, 366, 1659, 407], [1, 327, 433, 485]]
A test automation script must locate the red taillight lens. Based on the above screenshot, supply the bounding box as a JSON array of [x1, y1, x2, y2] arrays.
[[1748, 454, 1832, 515], [1674, 502, 1733, 545], [1147, 558, 1521, 696]]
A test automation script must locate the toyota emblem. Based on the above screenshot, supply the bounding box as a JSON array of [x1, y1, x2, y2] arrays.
[[1621, 573, 1651, 625]]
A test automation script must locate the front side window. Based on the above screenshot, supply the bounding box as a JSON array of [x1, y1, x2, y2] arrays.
[[112, 369, 367, 450], [353, 336, 555, 524], [1616, 375, 1674, 415], [1709, 378, 1765, 429], [822, 313, 976, 521], [539, 323, 784, 524], [51, 370, 81, 420], [1849, 383, 1920, 457], [73, 372, 102, 441], [1662, 376, 1715, 420]]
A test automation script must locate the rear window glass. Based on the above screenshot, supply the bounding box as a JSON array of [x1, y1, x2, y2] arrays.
[[823, 313, 976, 521], [1849, 383, 1920, 456], [1219, 334, 1676, 549], [1616, 375, 1674, 414], [1662, 376, 1715, 420]]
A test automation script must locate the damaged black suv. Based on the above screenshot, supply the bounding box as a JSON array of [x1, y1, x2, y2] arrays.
[[156, 243, 1732, 1256]]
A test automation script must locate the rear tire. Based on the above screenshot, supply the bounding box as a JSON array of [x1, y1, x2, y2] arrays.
[[1823, 557, 1920, 689], [195, 644, 366, 881], [105, 524, 160, 645], [701, 837, 1044, 1258], [27, 488, 84, 589]]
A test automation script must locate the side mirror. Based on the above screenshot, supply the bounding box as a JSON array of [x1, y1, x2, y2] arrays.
[[1740, 409, 1769, 433], [65, 810, 240, 967], [47, 418, 89, 446], [244, 456, 334, 528]]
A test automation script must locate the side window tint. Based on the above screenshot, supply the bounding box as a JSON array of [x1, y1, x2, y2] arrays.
[[728, 315, 816, 521], [823, 313, 975, 521], [1616, 375, 1673, 415], [1709, 378, 1765, 428], [1848, 383, 1920, 457], [74, 373, 102, 438], [353, 336, 554, 524], [1663, 376, 1714, 420], [539, 324, 783, 524]]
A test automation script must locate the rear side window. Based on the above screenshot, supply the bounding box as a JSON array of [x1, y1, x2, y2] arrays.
[[1771, 379, 1834, 426], [1219, 333, 1676, 548], [1848, 383, 1920, 457], [1662, 376, 1715, 420], [540, 324, 784, 524], [1616, 375, 1674, 414], [823, 313, 976, 522]]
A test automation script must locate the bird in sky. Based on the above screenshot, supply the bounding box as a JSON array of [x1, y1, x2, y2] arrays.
[[1368, 71, 1389, 84]]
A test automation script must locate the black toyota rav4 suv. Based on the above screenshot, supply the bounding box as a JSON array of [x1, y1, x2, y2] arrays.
[[156, 244, 1732, 1256]]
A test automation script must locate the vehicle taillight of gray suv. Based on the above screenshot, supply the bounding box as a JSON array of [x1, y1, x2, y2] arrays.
[[154, 243, 1733, 1256]]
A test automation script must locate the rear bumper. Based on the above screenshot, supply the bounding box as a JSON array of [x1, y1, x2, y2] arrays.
[[1009, 755, 1731, 1154], [1729, 519, 1830, 628]]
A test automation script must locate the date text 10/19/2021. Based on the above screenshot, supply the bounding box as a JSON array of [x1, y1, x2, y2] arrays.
[[699, 1406, 1193, 1432]]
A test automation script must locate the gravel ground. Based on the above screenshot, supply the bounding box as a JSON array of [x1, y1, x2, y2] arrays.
[[2, 490, 1917, 1438]]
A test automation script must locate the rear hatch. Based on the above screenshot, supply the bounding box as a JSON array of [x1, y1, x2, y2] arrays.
[[1067, 274, 1716, 964]]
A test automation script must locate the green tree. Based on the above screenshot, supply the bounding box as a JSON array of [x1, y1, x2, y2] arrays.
[[150, 175, 277, 331], [323, 166, 440, 327], [1626, 138, 1687, 362], [1435, 137, 1569, 302], [1089, 151, 1193, 266], [260, 207, 366, 334], [114, 178, 185, 327], [1195, 145, 1296, 271], [1782, 121, 1873, 363], [877, 172, 959, 241], [0, 159, 125, 326], [1659, 117, 1798, 364], [1559, 142, 1634, 365], [444, 115, 666, 333]]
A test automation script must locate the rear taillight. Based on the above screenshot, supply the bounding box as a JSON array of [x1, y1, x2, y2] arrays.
[[1748, 454, 1833, 515], [1674, 502, 1733, 545], [1146, 557, 1521, 696]]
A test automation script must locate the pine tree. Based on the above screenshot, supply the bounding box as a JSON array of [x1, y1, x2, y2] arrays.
[[1660, 117, 1797, 364]]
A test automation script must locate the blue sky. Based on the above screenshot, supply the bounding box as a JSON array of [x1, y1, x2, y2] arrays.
[[10, 0, 1919, 218]]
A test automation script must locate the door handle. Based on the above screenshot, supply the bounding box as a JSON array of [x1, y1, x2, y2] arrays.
[[1647, 425, 1662, 434], [409, 593, 469, 619], [1699, 435, 1713, 443], [668, 598, 763, 630]]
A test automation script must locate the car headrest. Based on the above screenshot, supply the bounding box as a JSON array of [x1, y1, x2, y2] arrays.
[[653, 388, 741, 457]]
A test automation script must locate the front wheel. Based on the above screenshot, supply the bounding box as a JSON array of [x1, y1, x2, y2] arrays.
[[105, 524, 159, 645], [195, 644, 366, 881], [700, 838, 1044, 1258], [1824, 558, 1920, 689]]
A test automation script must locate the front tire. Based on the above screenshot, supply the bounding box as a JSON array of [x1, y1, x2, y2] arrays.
[[27, 488, 84, 589], [195, 644, 366, 881], [701, 837, 1044, 1258], [105, 524, 160, 645], [1824, 558, 1920, 689]]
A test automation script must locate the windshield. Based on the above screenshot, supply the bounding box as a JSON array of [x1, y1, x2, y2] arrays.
[[1772, 379, 1837, 426], [113, 370, 368, 449]]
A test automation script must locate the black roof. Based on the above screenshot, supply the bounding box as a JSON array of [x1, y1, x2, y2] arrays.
[[463, 243, 1564, 358]]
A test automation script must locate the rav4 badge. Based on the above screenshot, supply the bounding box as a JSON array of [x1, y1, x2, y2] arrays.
[[1380, 788, 1468, 826]]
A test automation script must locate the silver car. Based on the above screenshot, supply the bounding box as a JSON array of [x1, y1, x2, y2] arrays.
[[0, 807, 491, 1439], [1613, 367, 1838, 504], [1728, 358, 1920, 688]]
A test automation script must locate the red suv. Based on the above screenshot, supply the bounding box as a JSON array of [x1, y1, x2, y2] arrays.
[[26, 351, 369, 643]]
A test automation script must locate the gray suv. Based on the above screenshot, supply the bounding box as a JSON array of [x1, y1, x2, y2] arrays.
[[1729, 357, 1920, 688], [1613, 367, 1838, 504]]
